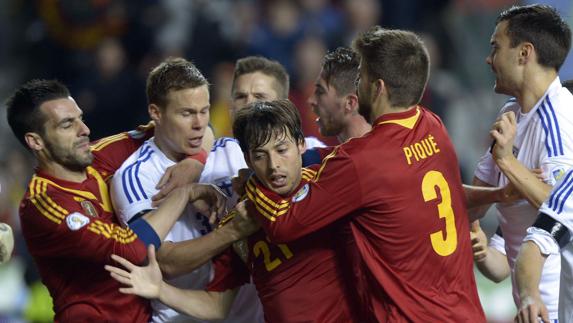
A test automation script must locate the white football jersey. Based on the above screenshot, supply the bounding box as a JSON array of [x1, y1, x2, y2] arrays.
[[526, 168, 573, 322], [474, 77, 573, 319], [111, 137, 263, 323]]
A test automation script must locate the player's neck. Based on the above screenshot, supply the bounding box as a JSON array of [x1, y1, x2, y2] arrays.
[[338, 116, 372, 143], [517, 68, 557, 113], [153, 134, 185, 162], [38, 159, 87, 183]]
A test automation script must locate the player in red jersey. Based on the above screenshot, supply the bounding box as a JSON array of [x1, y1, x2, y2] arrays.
[[245, 28, 486, 322], [105, 99, 357, 323], [6, 79, 224, 322]]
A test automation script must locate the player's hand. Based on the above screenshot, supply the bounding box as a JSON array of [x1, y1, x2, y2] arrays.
[[188, 184, 228, 224], [515, 294, 549, 323], [232, 168, 253, 197], [153, 158, 204, 205], [105, 245, 163, 300], [470, 221, 488, 262], [490, 111, 517, 162], [230, 200, 260, 239], [0, 223, 14, 264], [136, 120, 155, 133]]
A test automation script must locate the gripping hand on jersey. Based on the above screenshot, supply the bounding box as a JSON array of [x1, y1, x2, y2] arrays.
[[106, 245, 162, 299], [188, 183, 228, 224], [490, 111, 517, 162]]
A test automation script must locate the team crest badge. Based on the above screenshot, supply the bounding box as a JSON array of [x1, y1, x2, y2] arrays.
[[292, 184, 310, 203], [81, 200, 98, 217], [553, 168, 566, 182], [66, 212, 90, 231]]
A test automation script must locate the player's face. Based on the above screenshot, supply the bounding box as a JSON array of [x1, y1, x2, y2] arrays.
[[486, 21, 521, 95], [39, 98, 93, 171], [248, 132, 305, 196], [356, 61, 374, 123], [308, 73, 346, 137], [231, 72, 279, 121], [155, 85, 210, 160]]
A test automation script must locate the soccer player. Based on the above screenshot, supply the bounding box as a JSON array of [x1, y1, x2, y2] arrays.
[[231, 56, 325, 149], [307, 47, 371, 143], [111, 58, 263, 322], [246, 27, 485, 322], [5, 79, 222, 321], [468, 5, 573, 321], [105, 100, 357, 322]]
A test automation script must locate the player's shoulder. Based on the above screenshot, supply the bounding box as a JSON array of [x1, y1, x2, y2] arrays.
[[304, 136, 326, 149], [499, 97, 519, 114], [212, 137, 240, 151], [115, 139, 163, 174], [20, 175, 75, 225]]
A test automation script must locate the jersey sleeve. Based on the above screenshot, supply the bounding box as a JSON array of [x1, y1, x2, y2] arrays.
[[20, 191, 147, 265], [206, 247, 249, 292], [488, 232, 506, 255], [90, 129, 152, 177], [247, 146, 362, 243], [474, 148, 499, 186], [539, 168, 573, 234], [110, 163, 158, 225]]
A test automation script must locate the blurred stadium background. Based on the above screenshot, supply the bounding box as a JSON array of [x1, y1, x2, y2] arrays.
[[0, 0, 571, 321]]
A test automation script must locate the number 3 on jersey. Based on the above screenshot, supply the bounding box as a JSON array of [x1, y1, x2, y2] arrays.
[[422, 170, 457, 256]]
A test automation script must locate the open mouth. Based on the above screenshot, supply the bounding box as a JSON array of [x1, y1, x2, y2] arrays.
[[269, 174, 287, 188], [188, 136, 203, 148]]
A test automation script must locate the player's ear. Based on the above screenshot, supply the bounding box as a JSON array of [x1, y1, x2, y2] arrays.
[[298, 139, 306, 155], [345, 93, 359, 114], [148, 104, 161, 123], [25, 132, 44, 151]]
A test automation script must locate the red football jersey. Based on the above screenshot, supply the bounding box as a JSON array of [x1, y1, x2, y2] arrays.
[[249, 107, 486, 322], [20, 132, 151, 322], [208, 168, 356, 323]]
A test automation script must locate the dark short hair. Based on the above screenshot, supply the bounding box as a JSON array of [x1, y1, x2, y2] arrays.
[[352, 27, 429, 107], [6, 79, 71, 148], [321, 47, 359, 96], [232, 56, 289, 98], [233, 99, 304, 154], [497, 4, 571, 70], [146, 57, 208, 108]]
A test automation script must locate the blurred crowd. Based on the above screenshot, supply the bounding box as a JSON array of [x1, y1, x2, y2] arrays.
[[0, 0, 572, 321]]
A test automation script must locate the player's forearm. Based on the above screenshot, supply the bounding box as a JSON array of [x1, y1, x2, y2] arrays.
[[495, 156, 551, 209], [463, 184, 501, 209], [475, 249, 511, 283], [157, 225, 243, 278], [515, 241, 546, 300], [158, 283, 235, 320], [142, 186, 189, 240]]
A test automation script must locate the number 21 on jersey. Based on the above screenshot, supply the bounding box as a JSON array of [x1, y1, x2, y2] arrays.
[[422, 170, 457, 256], [253, 240, 293, 272]]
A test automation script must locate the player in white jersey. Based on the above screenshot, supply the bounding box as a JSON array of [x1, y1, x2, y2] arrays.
[[111, 58, 262, 323], [515, 167, 573, 323], [230, 56, 325, 149], [465, 4, 573, 321]]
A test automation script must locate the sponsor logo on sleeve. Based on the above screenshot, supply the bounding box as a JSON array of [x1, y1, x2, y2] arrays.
[[66, 212, 90, 231], [553, 168, 566, 182], [292, 184, 310, 203]]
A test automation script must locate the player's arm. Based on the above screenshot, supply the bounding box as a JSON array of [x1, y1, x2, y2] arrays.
[[158, 200, 259, 278], [106, 245, 238, 320], [515, 240, 549, 323], [471, 222, 510, 283], [490, 111, 552, 209], [153, 126, 215, 201], [22, 192, 147, 264], [138, 183, 227, 241], [248, 148, 363, 243]]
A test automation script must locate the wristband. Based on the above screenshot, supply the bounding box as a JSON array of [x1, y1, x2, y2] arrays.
[[188, 148, 208, 165]]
